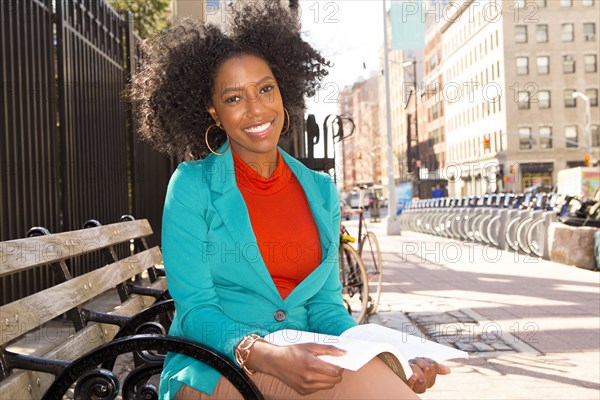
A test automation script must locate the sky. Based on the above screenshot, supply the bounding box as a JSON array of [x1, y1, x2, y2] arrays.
[[298, 1, 385, 122]]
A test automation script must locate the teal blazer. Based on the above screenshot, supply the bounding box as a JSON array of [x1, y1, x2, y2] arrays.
[[159, 146, 357, 399]]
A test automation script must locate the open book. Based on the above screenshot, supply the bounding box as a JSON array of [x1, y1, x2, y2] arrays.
[[265, 324, 468, 382]]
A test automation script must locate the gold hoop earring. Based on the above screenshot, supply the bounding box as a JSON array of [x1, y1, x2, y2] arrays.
[[281, 107, 291, 136], [205, 123, 229, 156]]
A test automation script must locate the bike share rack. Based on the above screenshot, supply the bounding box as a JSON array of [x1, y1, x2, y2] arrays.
[[399, 192, 564, 260]]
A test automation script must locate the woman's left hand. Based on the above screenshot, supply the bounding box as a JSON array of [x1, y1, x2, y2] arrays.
[[407, 357, 451, 394]]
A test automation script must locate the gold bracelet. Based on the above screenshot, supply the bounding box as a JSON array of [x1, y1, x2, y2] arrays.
[[234, 334, 264, 375]]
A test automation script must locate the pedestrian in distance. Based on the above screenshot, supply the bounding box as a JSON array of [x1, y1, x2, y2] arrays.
[[431, 185, 444, 199], [130, 3, 449, 399]]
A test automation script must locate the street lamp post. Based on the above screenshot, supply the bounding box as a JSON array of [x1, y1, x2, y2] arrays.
[[382, 0, 401, 235], [572, 91, 592, 154], [403, 58, 420, 165], [403, 58, 420, 198]]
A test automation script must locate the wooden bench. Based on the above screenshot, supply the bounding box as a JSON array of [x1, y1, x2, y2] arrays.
[[0, 218, 263, 399]]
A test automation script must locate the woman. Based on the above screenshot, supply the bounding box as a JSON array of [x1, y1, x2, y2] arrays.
[[131, 3, 448, 399]]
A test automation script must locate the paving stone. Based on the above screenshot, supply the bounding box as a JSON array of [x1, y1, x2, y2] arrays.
[[447, 311, 478, 324], [490, 341, 515, 351], [471, 342, 496, 352], [456, 335, 476, 343], [436, 337, 461, 347], [455, 342, 477, 352], [404, 307, 521, 355]]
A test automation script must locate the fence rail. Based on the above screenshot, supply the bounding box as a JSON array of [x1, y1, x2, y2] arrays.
[[1, 0, 176, 305]]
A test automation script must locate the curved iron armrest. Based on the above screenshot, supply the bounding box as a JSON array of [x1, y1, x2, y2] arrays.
[[117, 298, 175, 338], [42, 334, 264, 400], [101, 299, 176, 373]]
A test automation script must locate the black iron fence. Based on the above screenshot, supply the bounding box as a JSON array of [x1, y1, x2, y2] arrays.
[[1, 0, 176, 305]]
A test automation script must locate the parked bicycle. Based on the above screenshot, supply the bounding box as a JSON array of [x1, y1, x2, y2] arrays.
[[339, 232, 369, 324], [340, 206, 383, 317]]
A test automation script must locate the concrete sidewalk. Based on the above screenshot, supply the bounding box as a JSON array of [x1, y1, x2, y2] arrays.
[[344, 216, 600, 399]]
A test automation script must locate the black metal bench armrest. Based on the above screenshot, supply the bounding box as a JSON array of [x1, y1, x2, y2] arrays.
[[114, 298, 175, 339], [126, 283, 167, 299], [99, 299, 174, 371], [42, 334, 264, 400]]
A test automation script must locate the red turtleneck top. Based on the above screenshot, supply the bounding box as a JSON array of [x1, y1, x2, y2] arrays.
[[232, 150, 322, 300]]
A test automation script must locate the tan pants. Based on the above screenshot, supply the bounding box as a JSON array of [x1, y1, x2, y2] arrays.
[[174, 358, 420, 400]]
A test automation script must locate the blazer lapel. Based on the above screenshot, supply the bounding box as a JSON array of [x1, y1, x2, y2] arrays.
[[206, 146, 282, 302], [281, 152, 336, 248], [280, 151, 339, 305]]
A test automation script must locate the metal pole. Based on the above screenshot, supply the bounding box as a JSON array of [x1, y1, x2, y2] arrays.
[[56, 0, 68, 232], [413, 58, 420, 163], [413, 58, 420, 198], [124, 11, 136, 217], [383, 0, 401, 235]]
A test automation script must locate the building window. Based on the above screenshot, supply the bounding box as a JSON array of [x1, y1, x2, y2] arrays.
[[540, 127, 552, 149], [563, 55, 576, 73], [582, 0, 595, 6], [592, 125, 600, 147], [560, 0, 572, 6], [587, 89, 599, 107], [536, 25, 548, 43], [565, 126, 578, 148], [515, 25, 528, 43], [564, 89, 577, 107], [584, 54, 597, 72], [584, 23, 596, 41], [538, 91, 551, 109], [537, 56, 550, 74], [432, 103, 440, 120], [561, 24, 574, 42], [518, 91, 530, 109], [566, 161, 587, 168], [519, 128, 532, 150], [516, 57, 529, 75]]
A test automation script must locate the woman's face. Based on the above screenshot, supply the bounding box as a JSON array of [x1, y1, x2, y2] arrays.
[[208, 54, 284, 164]]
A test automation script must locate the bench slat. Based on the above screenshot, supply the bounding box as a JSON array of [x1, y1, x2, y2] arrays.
[[0, 220, 153, 278], [0, 248, 163, 346], [0, 282, 166, 400]]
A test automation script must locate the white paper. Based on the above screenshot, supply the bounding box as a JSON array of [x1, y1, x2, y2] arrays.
[[265, 324, 468, 377], [342, 324, 469, 364]]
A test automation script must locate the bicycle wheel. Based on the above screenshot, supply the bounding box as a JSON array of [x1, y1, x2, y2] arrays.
[[516, 217, 534, 254], [526, 217, 546, 257], [477, 214, 493, 244], [504, 217, 521, 251], [358, 232, 383, 315], [339, 243, 369, 324], [458, 214, 470, 241], [486, 215, 501, 247]]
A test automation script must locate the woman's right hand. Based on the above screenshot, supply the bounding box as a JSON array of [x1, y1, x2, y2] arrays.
[[247, 341, 347, 395]]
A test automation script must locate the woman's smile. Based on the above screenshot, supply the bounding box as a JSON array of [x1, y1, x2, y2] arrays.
[[243, 120, 274, 138]]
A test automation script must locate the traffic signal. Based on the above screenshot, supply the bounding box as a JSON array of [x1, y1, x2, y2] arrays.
[[509, 164, 515, 175], [483, 134, 491, 151], [585, 154, 591, 167]]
